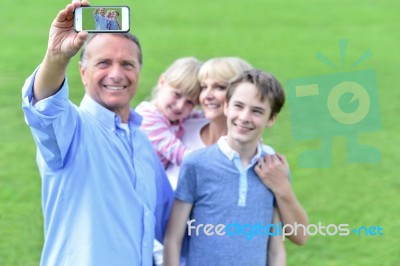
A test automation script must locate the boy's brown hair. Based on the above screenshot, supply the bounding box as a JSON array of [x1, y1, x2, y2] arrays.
[[227, 69, 285, 119]]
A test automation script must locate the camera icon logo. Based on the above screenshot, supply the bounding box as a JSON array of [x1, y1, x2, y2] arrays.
[[287, 40, 381, 168]]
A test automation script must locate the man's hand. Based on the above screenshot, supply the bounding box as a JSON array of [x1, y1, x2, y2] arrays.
[[34, 0, 90, 101], [255, 153, 309, 245], [47, 0, 90, 62]]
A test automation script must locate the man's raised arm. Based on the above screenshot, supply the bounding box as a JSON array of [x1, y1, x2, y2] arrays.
[[34, 0, 89, 101]]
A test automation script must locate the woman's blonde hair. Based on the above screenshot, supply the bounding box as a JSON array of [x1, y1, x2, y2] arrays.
[[198, 57, 253, 84]]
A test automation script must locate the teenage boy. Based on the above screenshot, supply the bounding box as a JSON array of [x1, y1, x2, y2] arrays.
[[164, 69, 306, 266]]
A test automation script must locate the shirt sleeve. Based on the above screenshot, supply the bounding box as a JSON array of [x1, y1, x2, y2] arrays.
[[21, 68, 78, 169], [153, 149, 174, 243], [137, 103, 188, 166]]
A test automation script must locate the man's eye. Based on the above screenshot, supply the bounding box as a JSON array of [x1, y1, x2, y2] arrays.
[[97, 61, 110, 68], [123, 62, 136, 69]]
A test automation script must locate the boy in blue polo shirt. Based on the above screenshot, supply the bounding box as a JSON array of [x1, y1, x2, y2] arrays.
[[164, 69, 299, 265]]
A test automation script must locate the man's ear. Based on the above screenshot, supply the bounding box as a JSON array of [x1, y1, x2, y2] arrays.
[[79, 62, 87, 86], [267, 114, 277, 128]]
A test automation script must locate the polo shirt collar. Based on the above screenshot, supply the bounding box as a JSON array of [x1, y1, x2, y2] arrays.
[[217, 136, 264, 166]]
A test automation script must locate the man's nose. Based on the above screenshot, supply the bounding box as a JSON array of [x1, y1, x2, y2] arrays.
[[109, 64, 124, 82]]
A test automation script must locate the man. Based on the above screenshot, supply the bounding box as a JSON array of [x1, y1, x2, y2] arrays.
[[21, 1, 173, 265], [93, 7, 108, 30]]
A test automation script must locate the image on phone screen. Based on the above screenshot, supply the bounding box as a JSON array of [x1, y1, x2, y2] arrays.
[[74, 6, 130, 32]]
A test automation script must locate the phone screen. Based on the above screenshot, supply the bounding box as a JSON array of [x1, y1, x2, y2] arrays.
[[74, 6, 130, 32]]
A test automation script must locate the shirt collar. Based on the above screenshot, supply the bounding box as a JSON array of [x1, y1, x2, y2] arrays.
[[79, 94, 142, 131], [217, 136, 264, 166]]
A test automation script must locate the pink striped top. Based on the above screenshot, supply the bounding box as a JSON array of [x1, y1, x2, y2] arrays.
[[136, 101, 202, 168]]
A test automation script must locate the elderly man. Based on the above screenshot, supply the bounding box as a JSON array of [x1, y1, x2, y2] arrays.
[[93, 7, 108, 30], [22, 1, 173, 265]]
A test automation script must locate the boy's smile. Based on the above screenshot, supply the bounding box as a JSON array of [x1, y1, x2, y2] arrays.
[[232, 121, 254, 133]]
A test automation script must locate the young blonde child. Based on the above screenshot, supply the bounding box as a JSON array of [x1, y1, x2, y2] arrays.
[[136, 57, 202, 169], [105, 10, 112, 20]]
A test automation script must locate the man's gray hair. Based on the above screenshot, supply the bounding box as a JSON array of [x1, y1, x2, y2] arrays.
[[79, 33, 143, 67]]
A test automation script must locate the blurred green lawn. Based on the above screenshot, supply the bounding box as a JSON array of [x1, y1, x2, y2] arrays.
[[1, 0, 399, 265], [83, 7, 97, 30]]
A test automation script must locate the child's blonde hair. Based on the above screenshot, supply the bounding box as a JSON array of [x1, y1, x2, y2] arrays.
[[153, 57, 202, 102], [198, 57, 253, 84]]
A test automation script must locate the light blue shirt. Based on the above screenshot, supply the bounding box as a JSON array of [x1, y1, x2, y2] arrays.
[[22, 70, 173, 266], [109, 19, 120, 30], [94, 14, 108, 30], [217, 137, 275, 206]]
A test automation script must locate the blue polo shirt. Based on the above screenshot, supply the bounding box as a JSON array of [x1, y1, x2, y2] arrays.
[[175, 137, 276, 266], [22, 70, 173, 266], [109, 20, 120, 30]]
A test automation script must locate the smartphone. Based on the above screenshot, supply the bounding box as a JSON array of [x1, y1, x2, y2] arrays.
[[74, 6, 130, 32]]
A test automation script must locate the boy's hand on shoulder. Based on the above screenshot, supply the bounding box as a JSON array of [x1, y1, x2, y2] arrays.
[[255, 153, 290, 195]]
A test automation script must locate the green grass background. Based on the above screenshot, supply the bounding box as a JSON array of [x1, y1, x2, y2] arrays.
[[83, 7, 98, 30], [1, 0, 399, 265]]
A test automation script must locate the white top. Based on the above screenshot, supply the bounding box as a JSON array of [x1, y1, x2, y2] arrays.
[[166, 117, 209, 190]]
